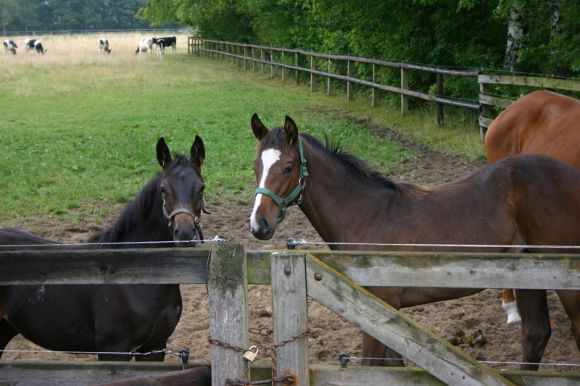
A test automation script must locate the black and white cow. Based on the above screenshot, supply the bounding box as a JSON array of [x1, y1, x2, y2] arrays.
[[33, 40, 46, 54], [98, 37, 111, 54], [152, 36, 177, 57], [135, 38, 153, 55], [24, 38, 37, 53], [3, 39, 18, 55]]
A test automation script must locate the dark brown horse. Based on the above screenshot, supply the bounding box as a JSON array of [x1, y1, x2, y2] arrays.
[[248, 114, 580, 370], [0, 136, 206, 361], [485, 90, 580, 324]]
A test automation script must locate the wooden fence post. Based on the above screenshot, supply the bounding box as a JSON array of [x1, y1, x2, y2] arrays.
[[327, 58, 332, 95], [400, 68, 408, 115], [272, 253, 309, 386], [260, 48, 264, 73], [295, 52, 300, 85], [371, 63, 377, 107], [346, 60, 353, 101], [281, 51, 286, 81], [243, 46, 247, 70], [252, 47, 255, 72], [479, 77, 488, 141], [310, 55, 315, 91], [436, 73, 444, 126], [270, 49, 275, 79], [208, 243, 249, 386]]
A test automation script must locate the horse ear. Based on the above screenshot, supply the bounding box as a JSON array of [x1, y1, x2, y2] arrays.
[[284, 115, 299, 145], [191, 135, 205, 166], [251, 113, 269, 140], [156, 137, 172, 168]]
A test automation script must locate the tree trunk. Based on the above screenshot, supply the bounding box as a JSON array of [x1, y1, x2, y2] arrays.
[[549, 0, 562, 73], [503, 4, 524, 72]]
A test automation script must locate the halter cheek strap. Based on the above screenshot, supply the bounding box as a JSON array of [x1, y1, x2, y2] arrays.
[[255, 138, 309, 223]]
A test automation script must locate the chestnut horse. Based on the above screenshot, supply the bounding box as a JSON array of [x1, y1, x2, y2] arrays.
[[248, 114, 580, 370], [485, 90, 580, 324], [0, 136, 206, 361]]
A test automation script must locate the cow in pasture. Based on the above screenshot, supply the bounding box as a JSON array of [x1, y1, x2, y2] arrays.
[[152, 36, 177, 56], [3, 39, 18, 55], [33, 40, 46, 54], [136, 38, 153, 55], [24, 38, 37, 53], [98, 37, 111, 54]]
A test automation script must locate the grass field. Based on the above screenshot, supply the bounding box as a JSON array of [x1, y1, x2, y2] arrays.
[[0, 33, 483, 226]]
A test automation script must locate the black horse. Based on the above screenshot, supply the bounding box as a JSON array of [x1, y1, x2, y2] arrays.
[[0, 136, 206, 361]]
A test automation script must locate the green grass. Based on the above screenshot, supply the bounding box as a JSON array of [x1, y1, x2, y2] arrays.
[[0, 50, 417, 225]]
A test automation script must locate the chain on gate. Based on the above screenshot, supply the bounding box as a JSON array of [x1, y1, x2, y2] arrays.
[[209, 325, 309, 385]]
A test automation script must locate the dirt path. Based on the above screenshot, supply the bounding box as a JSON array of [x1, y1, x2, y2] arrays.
[[4, 122, 579, 373]]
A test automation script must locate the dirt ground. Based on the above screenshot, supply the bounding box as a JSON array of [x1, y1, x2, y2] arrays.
[[3, 121, 580, 373]]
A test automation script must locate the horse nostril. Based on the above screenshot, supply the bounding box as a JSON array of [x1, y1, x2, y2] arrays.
[[259, 218, 268, 230]]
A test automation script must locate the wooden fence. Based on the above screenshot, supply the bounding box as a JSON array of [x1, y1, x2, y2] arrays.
[[1, 243, 580, 385], [187, 37, 580, 140]]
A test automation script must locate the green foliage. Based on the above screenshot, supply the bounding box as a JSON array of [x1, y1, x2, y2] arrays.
[[2, 0, 151, 31], [139, 0, 579, 95]]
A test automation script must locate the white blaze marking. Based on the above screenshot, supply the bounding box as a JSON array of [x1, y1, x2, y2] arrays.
[[250, 148, 281, 231]]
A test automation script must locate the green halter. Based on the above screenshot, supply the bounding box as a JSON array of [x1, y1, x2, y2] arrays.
[[255, 138, 309, 223]]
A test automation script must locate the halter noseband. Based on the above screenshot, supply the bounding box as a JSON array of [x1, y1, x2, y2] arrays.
[[162, 201, 202, 233], [255, 138, 309, 223]]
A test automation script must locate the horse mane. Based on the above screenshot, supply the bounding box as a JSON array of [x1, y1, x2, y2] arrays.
[[88, 155, 189, 243], [300, 133, 423, 195]]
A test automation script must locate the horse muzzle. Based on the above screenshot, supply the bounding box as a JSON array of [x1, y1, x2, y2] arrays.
[[249, 217, 275, 240]]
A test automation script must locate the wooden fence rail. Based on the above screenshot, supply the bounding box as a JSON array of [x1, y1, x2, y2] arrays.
[[187, 37, 580, 140], [1, 245, 580, 385], [187, 37, 480, 128]]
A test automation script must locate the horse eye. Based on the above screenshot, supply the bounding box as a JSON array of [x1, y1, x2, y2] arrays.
[[284, 164, 294, 174]]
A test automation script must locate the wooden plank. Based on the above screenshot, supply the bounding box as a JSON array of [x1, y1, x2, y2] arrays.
[[0, 361, 195, 386], [208, 243, 249, 386], [309, 365, 580, 386], [1, 360, 577, 386], [479, 94, 514, 109], [371, 64, 376, 107], [478, 74, 580, 92], [271, 253, 309, 385], [347, 60, 353, 101], [306, 253, 515, 386], [0, 248, 210, 285], [313, 251, 580, 289], [400, 68, 408, 114], [479, 116, 494, 129], [0, 361, 273, 386], [436, 73, 444, 126], [310, 54, 315, 91]]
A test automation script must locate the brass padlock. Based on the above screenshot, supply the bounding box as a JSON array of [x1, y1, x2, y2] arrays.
[[242, 345, 259, 362]]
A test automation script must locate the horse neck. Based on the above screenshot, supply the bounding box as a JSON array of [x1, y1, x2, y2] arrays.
[[92, 185, 172, 245], [298, 139, 399, 245]]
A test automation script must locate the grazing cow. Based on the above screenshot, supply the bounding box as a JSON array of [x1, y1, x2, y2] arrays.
[[33, 40, 46, 54], [3, 39, 18, 55], [136, 38, 153, 55], [98, 37, 111, 54], [24, 38, 37, 53], [152, 36, 177, 56]]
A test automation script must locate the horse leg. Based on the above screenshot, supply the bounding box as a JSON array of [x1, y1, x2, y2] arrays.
[[502, 289, 521, 324], [361, 332, 404, 366], [516, 289, 551, 370], [0, 320, 19, 359], [359, 287, 405, 366], [555, 290, 580, 351]]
